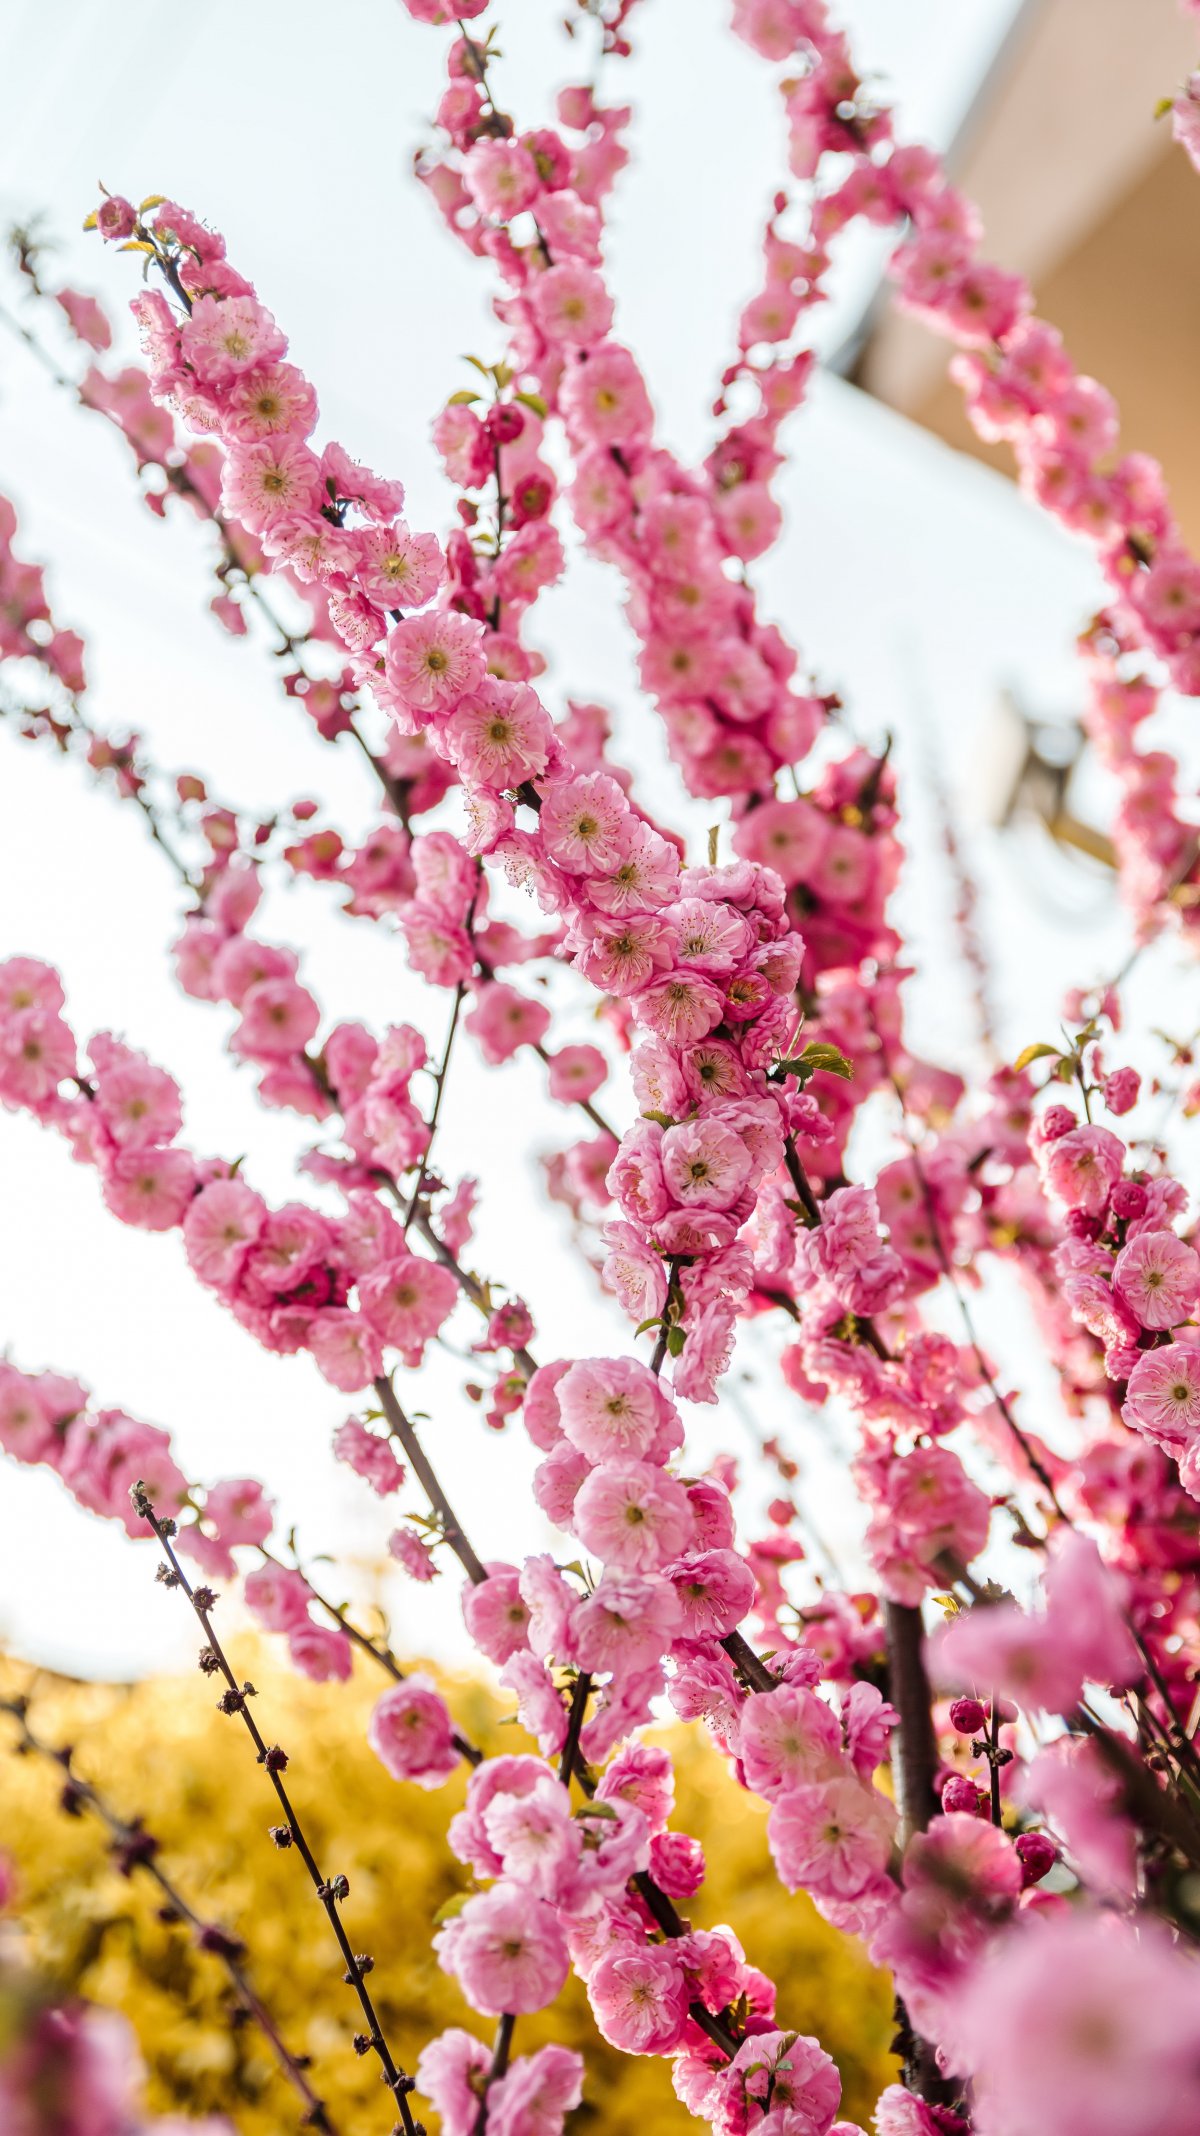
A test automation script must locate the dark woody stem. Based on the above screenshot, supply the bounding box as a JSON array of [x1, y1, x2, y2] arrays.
[[131, 1487, 422, 2136], [373, 1378, 489, 1588], [1, 1693, 337, 2132]]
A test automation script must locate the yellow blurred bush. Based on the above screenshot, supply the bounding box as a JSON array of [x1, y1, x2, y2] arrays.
[[0, 1646, 896, 2130]]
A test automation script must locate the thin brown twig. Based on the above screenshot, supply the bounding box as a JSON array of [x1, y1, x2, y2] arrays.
[[131, 1487, 420, 2135]]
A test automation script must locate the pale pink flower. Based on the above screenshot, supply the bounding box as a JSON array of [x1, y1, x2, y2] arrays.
[[464, 981, 551, 1065], [358, 1251, 458, 1353], [243, 1562, 313, 1633], [572, 1458, 692, 1571], [306, 1309, 384, 1391], [570, 1569, 682, 1674], [203, 1478, 273, 1547], [354, 524, 442, 610], [739, 1683, 845, 1799], [230, 977, 320, 1060], [463, 138, 541, 220], [225, 361, 318, 441], [486, 2045, 584, 2136], [602, 1221, 670, 1322], [446, 682, 553, 789], [560, 343, 655, 449], [634, 971, 726, 1047], [539, 773, 629, 874], [587, 1942, 690, 2054], [414, 2029, 491, 2136], [182, 1179, 267, 1286], [288, 1621, 353, 1682], [100, 1145, 197, 1230], [384, 609, 485, 713], [1112, 1229, 1200, 1331], [546, 1044, 607, 1105], [440, 1883, 569, 2014], [556, 1355, 676, 1464], [661, 1116, 754, 1212], [1122, 1342, 1200, 1445], [368, 1676, 459, 1788], [0, 1006, 76, 1109], [769, 1777, 897, 1901], [952, 1909, 1200, 2136], [668, 1550, 756, 1639], [596, 1741, 675, 1831], [530, 262, 614, 347], [1037, 1122, 1125, 1214], [532, 1441, 593, 1529], [182, 294, 285, 382], [607, 1121, 671, 1228], [222, 436, 323, 528], [717, 2028, 841, 2136], [462, 1565, 532, 1665], [388, 1524, 439, 1582], [332, 1418, 404, 1496]]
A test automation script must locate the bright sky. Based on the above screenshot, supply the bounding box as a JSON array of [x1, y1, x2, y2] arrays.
[[2, 0, 1195, 1686]]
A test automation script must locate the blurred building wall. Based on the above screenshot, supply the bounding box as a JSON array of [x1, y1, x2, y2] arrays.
[[855, 0, 1200, 542]]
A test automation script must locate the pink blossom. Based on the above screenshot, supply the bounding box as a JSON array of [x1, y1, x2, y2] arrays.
[[530, 263, 614, 347], [358, 1252, 458, 1353], [182, 294, 285, 382], [203, 1478, 273, 1547], [439, 1883, 569, 2014], [414, 2029, 491, 2136], [717, 2028, 841, 2136], [222, 436, 323, 529], [952, 1909, 1200, 2136], [385, 609, 486, 715], [183, 1179, 267, 1286], [546, 1043, 607, 1106], [587, 1941, 691, 2054], [570, 1569, 682, 1674], [463, 139, 541, 220], [572, 1458, 692, 1571], [465, 981, 551, 1065], [647, 1829, 706, 1899], [99, 1145, 197, 1230], [1122, 1343, 1200, 1446], [307, 1310, 384, 1391], [1112, 1230, 1200, 1331], [486, 2045, 584, 2136], [768, 1777, 896, 1900], [661, 1116, 754, 1212], [667, 1550, 757, 1639], [739, 1684, 845, 1799], [556, 1355, 678, 1464], [287, 1621, 353, 1681], [539, 773, 629, 874], [332, 1418, 404, 1495], [368, 1676, 459, 1788], [597, 1742, 675, 1831], [1037, 1122, 1124, 1214]]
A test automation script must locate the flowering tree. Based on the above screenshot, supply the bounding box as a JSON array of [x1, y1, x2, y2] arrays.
[[5, 2, 1200, 2131]]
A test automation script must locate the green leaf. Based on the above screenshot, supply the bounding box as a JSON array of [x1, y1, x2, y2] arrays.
[[138, 193, 166, 212], [666, 1325, 686, 1358], [640, 1110, 676, 1128], [446, 389, 481, 406], [514, 390, 548, 418], [462, 354, 494, 378], [432, 1892, 472, 1926], [799, 1040, 853, 1080], [575, 1800, 618, 1821], [1013, 1041, 1060, 1073], [634, 1316, 663, 1337]]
